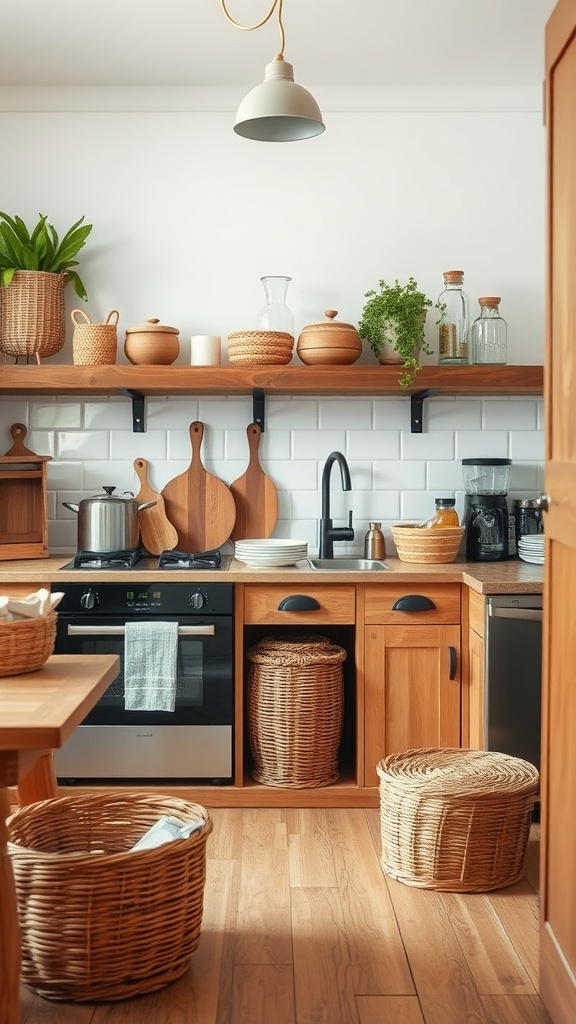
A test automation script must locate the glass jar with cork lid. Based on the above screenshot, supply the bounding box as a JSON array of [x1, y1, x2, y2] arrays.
[[437, 270, 469, 365]]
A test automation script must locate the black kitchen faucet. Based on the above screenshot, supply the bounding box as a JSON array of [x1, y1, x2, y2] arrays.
[[318, 451, 354, 558]]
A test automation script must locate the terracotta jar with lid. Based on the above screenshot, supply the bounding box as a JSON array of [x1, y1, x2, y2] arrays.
[[124, 317, 180, 365], [296, 310, 362, 365]]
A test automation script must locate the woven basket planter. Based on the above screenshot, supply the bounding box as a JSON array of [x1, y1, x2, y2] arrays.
[[0, 611, 56, 676], [377, 747, 539, 892], [0, 270, 66, 360], [247, 636, 345, 788], [7, 793, 213, 1001]]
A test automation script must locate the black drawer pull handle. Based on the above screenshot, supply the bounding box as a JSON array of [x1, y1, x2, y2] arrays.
[[449, 646, 457, 680], [392, 595, 437, 612], [277, 595, 321, 612]]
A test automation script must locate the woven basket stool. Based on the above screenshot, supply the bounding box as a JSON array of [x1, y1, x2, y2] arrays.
[[377, 747, 539, 892], [247, 635, 346, 788], [7, 793, 213, 1001]]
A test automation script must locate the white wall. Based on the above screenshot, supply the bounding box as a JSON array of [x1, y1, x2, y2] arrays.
[[0, 87, 545, 554]]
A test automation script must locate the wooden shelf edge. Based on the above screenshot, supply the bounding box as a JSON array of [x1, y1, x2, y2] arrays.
[[0, 364, 543, 397]]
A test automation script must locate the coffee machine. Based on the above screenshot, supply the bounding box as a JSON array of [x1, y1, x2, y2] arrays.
[[462, 458, 511, 561]]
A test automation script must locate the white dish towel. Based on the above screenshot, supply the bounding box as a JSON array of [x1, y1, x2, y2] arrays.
[[124, 621, 179, 712]]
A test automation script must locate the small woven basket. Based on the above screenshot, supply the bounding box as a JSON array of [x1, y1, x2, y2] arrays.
[[247, 636, 345, 788], [0, 611, 56, 676], [0, 270, 65, 360], [391, 524, 465, 563], [7, 793, 213, 1001], [227, 330, 294, 365], [377, 747, 539, 892], [71, 308, 119, 365]]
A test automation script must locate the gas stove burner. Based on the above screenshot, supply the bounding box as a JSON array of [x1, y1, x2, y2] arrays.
[[158, 548, 222, 570], [71, 549, 143, 569]]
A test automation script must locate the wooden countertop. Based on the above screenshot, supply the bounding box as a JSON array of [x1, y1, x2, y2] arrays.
[[0, 555, 543, 594]]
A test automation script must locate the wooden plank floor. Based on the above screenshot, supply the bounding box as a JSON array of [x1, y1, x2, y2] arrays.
[[20, 808, 551, 1024]]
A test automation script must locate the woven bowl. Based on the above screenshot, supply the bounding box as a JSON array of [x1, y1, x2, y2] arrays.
[[391, 524, 465, 563], [0, 612, 57, 676], [227, 330, 294, 365]]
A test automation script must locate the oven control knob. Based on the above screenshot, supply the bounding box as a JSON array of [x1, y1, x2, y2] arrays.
[[80, 590, 98, 610], [189, 591, 207, 610]]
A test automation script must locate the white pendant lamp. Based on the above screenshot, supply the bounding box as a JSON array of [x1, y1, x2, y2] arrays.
[[220, 0, 325, 142]]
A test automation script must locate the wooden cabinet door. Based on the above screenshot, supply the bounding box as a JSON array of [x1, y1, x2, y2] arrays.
[[363, 624, 460, 787], [467, 628, 485, 751], [541, 4, 576, 1021]]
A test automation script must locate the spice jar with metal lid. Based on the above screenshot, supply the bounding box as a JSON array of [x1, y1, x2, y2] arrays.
[[514, 497, 544, 548]]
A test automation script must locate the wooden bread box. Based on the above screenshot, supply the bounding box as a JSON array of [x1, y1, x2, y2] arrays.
[[0, 422, 51, 560]]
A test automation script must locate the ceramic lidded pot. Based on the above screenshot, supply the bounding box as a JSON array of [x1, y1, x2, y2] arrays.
[[124, 317, 180, 365], [296, 310, 362, 365]]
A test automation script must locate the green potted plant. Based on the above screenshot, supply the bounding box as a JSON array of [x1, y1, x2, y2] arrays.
[[0, 212, 92, 361], [358, 276, 435, 387]]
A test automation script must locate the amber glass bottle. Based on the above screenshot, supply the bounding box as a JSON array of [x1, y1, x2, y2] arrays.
[[421, 498, 459, 528]]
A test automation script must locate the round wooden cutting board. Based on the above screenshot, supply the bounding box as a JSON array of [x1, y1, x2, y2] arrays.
[[161, 421, 236, 553], [230, 423, 278, 541]]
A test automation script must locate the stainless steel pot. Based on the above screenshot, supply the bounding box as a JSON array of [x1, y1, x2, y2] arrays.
[[62, 486, 156, 554]]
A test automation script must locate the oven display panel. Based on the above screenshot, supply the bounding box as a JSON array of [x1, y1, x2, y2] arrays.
[[126, 589, 163, 609]]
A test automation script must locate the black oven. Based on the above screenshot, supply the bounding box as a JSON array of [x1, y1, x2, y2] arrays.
[[51, 582, 233, 782]]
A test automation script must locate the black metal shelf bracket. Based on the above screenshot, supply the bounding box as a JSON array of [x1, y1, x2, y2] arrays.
[[252, 388, 265, 431], [119, 389, 146, 432], [410, 388, 438, 433]]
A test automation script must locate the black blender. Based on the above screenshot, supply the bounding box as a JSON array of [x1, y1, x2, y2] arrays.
[[462, 458, 511, 561]]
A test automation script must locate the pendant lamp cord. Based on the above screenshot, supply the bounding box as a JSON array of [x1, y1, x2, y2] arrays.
[[220, 0, 285, 60]]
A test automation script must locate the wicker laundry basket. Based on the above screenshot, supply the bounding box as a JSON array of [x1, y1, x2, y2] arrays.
[[377, 747, 539, 893], [7, 793, 212, 1001], [247, 635, 345, 788]]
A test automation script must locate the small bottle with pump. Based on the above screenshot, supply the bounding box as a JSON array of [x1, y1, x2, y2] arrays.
[[420, 498, 460, 528], [364, 522, 386, 559]]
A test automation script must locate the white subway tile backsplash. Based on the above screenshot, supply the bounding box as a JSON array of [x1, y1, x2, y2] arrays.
[[46, 461, 83, 489], [536, 399, 545, 431], [146, 398, 200, 429], [58, 431, 109, 460], [319, 399, 372, 429], [354, 490, 401, 520], [427, 398, 482, 430], [401, 491, 439, 521], [510, 431, 545, 461], [374, 399, 411, 430], [109, 429, 166, 461], [27, 431, 55, 457], [198, 398, 253, 425], [292, 430, 346, 459], [402, 431, 455, 460], [348, 430, 400, 461], [83, 461, 136, 489], [84, 400, 134, 430], [509, 462, 540, 490], [456, 431, 509, 458], [268, 460, 318, 490], [346, 461, 375, 491], [31, 402, 82, 429], [267, 398, 319, 429], [0, 400, 29, 433], [483, 400, 537, 430], [375, 460, 426, 490], [290, 488, 327, 520], [427, 461, 466, 490]]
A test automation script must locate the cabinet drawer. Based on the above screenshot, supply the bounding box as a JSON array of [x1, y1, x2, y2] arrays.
[[243, 585, 355, 625], [363, 583, 460, 625]]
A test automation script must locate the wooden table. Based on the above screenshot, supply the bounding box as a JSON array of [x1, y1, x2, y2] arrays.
[[0, 653, 119, 1024]]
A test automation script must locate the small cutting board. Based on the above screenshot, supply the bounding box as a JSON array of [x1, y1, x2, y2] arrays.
[[134, 458, 179, 555], [161, 421, 236, 552], [230, 423, 279, 541]]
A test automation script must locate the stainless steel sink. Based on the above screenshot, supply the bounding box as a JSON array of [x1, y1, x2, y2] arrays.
[[306, 558, 392, 571]]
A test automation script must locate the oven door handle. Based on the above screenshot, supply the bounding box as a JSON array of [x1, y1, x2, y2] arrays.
[[67, 624, 216, 636]]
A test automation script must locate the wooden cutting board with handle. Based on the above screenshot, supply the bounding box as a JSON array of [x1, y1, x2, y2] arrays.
[[133, 458, 179, 555], [161, 421, 236, 552], [230, 422, 279, 541]]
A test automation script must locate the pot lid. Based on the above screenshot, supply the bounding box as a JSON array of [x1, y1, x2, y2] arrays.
[[85, 487, 138, 503], [125, 317, 179, 335], [299, 310, 360, 335]]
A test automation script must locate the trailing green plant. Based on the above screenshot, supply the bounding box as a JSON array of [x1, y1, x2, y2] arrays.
[[358, 276, 435, 387], [0, 212, 93, 300]]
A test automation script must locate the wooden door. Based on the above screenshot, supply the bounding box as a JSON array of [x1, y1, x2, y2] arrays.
[[363, 624, 460, 787], [540, 4, 576, 1021]]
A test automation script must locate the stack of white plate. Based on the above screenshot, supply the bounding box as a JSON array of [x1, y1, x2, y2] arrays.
[[518, 535, 545, 564], [234, 538, 308, 567]]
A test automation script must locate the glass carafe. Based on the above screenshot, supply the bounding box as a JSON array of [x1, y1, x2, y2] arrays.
[[257, 276, 294, 336]]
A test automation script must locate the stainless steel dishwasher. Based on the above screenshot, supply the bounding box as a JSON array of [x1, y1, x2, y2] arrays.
[[484, 594, 543, 771]]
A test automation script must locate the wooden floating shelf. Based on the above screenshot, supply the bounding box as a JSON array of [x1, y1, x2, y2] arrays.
[[0, 363, 543, 397]]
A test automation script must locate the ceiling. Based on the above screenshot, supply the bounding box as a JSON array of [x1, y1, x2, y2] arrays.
[[0, 0, 556, 89]]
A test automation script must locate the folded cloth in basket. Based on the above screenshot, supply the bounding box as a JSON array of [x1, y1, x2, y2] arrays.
[[124, 620, 178, 712]]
